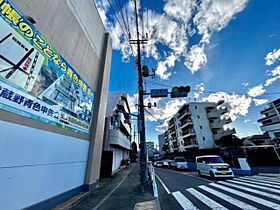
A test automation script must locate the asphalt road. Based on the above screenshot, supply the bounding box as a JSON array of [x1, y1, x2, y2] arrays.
[[155, 168, 280, 210]]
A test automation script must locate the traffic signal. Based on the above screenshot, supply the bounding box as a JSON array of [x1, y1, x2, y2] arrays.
[[123, 112, 130, 124], [142, 65, 149, 77], [170, 86, 191, 98], [112, 113, 121, 129]]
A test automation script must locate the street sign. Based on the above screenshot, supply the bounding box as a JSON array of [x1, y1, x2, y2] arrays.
[[150, 89, 169, 98]]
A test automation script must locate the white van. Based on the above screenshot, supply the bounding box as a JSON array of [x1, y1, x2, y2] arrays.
[[196, 155, 234, 178]]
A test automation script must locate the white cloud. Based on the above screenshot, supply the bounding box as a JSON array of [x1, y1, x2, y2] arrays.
[[156, 54, 176, 80], [184, 45, 207, 73], [265, 48, 280, 65], [163, 0, 196, 23], [194, 83, 205, 99], [95, 0, 248, 77], [247, 85, 266, 97], [253, 99, 268, 106], [244, 119, 251, 123], [145, 98, 187, 132], [264, 76, 280, 86], [271, 65, 280, 76], [242, 82, 249, 87], [193, 0, 248, 42], [203, 92, 252, 121]]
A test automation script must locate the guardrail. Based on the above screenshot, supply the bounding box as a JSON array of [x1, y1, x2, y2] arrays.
[[148, 161, 158, 197]]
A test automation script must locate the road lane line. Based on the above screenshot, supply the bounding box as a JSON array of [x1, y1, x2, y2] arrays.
[[210, 183, 280, 209], [238, 176, 280, 185], [92, 175, 128, 210], [186, 188, 228, 210], [234, 177, 280, 189], [227, 179, 280, 194], [184, 174, 214, 183], [172, 191, 199, 210], [155, 174, 171, 194], [218, 181, 280, 201], [198, 185, 258, 210]]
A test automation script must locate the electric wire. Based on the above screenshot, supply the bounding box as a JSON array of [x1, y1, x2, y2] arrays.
[[144, 108, 164, 125], [145, 80, 280, 96], [116, 0, 131, 39], [108, 0, 130, 42]]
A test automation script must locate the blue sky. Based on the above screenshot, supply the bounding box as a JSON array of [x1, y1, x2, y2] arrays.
[[97, 0, 280, 147]]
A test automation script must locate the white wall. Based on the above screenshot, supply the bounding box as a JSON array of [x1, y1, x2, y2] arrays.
[[112, 148, 122, 173], [0, 120, 89, 209], [189, 104, 216, 149]]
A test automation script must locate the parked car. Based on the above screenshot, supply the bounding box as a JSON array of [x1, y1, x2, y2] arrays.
[[162, 160, 169, 168], [174, 157, 188, 170], [168, 160, 176, 169], [196, 155, 234, 178], [153, 161, 163, 167]]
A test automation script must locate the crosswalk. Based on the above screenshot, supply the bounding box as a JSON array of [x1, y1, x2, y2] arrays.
[[164, 175, 280, 210]]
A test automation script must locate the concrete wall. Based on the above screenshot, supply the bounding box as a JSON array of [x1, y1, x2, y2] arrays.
[[0, 120, 89, 209], [0, 0, 112, 209], [189, 104, 216, 149]]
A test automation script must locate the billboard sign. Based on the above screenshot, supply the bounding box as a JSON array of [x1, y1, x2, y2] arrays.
[[0, 0, 95, 136]]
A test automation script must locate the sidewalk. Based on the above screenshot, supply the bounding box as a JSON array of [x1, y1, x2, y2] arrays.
[[64, 163, 160, 210]]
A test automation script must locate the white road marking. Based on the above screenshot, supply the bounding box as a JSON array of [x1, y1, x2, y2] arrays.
[[238, 176, 280, 185], [253, 175, 280, 181], [155, 174, 171, 194], [186, 188, 228, 210], [252, 175, 280, 183], [210, 183, 280, 210], [172, 191, 199, 210], [185, 174, 214, 183], [218, 181, 280, 201], [234, 177, 280, 189], [198, 185, 258, 210], [227, 179, 280, 194]]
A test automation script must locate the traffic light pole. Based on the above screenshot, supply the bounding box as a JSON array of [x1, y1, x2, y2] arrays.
[[133, 0, 147, 192]]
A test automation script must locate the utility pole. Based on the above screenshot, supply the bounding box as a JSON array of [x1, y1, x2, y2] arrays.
[[133, 0, 147, 192]]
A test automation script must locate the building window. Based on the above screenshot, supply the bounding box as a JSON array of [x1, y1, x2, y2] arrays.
[[213, 130, 217, 134], [197, 115, 200, 119], [200, 126, 202, 129], [195, 106, 197, 109], [202, 137, 205, 141]]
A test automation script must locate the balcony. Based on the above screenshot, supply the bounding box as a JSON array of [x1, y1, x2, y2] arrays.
[[177, 110, 191, 121], [180, 119, 193, 129], [182, 129, 196, 138], [210, 117, 232, 129], [213, 128, 236, 141], [109, 129, 131, 150], [207, 107, 228, 119]]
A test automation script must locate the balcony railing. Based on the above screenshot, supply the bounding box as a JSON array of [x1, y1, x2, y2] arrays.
[[207, 107, 228, 119], [210, 117, 232, 129]]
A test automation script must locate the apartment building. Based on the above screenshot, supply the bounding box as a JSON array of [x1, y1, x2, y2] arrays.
[[158, 133, 166, 155], [102, 93, 131, 175], [146, 141, 155, 158], [164, 101, 235, 153], [258, 98, 280, 139]]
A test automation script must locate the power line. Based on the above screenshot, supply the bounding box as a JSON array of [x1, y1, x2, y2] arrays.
[[144, 108, 163, 125], [115, 0, 131, 39], [108, 0, 130, 42], [145, 80, 280, 96]]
